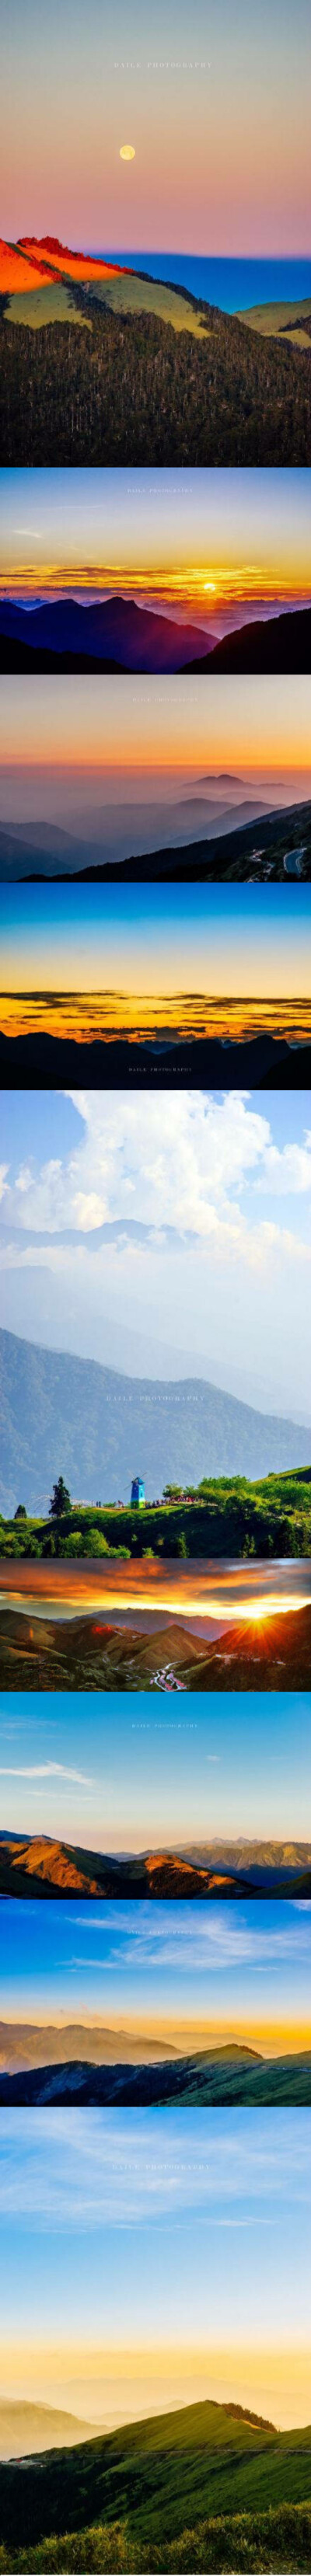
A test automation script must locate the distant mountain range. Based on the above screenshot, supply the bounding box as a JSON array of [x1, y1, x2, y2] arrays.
[[0, 594, 310, 673], [1, 1027, 309, 1089], [1, 1602, 310, 1693], [1, 1833, 310, 1900], [1, 1327, 310, 1515], [2, 2046, 311, 2107], [1, 797, 309, 887], [0, 782, 273, 880]]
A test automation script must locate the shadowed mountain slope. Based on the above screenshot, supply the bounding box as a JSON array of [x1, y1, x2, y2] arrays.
[[186, 604, 311, 674], [1, 2048, 311, 2106]]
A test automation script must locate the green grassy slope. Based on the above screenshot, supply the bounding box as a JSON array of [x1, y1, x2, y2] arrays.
[[0, 2399, 310, 2553]]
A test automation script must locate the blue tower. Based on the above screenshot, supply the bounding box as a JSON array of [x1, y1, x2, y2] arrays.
[[131, 1476, 145, 1508]]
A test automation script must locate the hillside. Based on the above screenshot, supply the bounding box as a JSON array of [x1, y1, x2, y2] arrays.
[[0, 1602, 310, 1692], [1, 2049, 311, 2108], [0, 1834, 310, 1901], [1, 253, 310, 464], [186, 604, 311, 675], [1, 1327, 310, 1517], [0, 2396, 310, 2553], [236, 295, 311, 347]]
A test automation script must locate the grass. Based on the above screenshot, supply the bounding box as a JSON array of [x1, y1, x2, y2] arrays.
[[4, 273, 209, 339], [1, 2502, 311, 2571], [1, 2401, 311, 2555], [2, 1468, 311, 1557]]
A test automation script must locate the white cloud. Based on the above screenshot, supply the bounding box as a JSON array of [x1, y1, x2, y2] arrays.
[[4, 1094, 272, 1239], [256, 1136, 311, 1197], [0, 1764, 94, 1783]]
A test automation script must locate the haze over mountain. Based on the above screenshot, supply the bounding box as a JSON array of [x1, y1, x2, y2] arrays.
[[0, 778, 273, 880], [0, 2399, 101, 2463], [1, 1328, 310, 1517]]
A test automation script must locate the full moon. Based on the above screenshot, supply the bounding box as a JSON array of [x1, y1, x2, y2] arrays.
[[120, 144, 135, 159]]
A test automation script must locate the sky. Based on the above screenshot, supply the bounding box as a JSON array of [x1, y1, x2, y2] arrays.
[[0, 2109, 310, 2428], [1, 471, 310, 627], [1, 1089, 311, 1417], [1, 1561, 310, 1630], [1, 1898, 311, 2058], [1, 886, 311, 1019], [1, 675, 310, 789], [0, 1690, 309, 1849], [1, 0, 310, 254]]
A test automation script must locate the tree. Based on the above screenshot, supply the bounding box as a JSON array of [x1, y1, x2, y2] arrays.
[[14, 1504, 27, 1520], [49, 1476, 72, 1519]]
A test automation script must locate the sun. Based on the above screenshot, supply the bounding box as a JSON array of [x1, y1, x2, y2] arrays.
[[120, 144, 135, 160]]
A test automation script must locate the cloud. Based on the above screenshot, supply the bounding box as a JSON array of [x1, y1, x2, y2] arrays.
[[0, 1764, 94, 1783], [256, 1136, 311, 1198], [2, 1094, 273, 1239], [0, 2110, 306, 2233]]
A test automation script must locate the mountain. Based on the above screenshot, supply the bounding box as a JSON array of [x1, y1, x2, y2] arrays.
[[0, 1602, 310, 1693], [1, 1833, 309, 1901], [15, 797, 309, 884], [1, 1328, 310, 1516], [0, 792, 271, 880], [236, 293, 311, 347], [0, 596, 213, 674], [188, 1605, 311, 1692], [0, 2399, 100, 2462], [185, 603, 311, 675], [1, 242, 310, 467], [1, 2048, 311, 2107], [0, 2019, 179, 2072], [0, 2394, 310, 2554], [1, 1028, 309, 1089]]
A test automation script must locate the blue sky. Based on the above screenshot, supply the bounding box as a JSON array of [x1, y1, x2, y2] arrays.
[[1, 1898, 310, 2048], [1, 883, 311, 1001], [1, 1090, 311, 1416], [0, 2109, 309, 2376], [0, 1689, 309, 1846]]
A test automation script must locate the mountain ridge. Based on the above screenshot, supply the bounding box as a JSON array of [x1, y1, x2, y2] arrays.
[[1, 1832, 310, 1899]]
